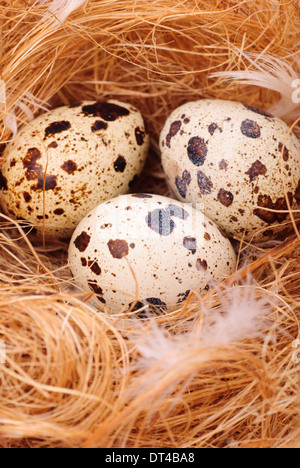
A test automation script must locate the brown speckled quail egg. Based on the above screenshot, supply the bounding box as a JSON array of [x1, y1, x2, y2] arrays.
[[0, 100, 149, 239], [68, 193, 236, 314], [160, 99, 300, 241]]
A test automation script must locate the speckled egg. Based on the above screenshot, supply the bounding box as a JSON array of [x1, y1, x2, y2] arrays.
[[68, 193, 236, 314], [160, 99, 300, 241], [0, 100, 149, 239]]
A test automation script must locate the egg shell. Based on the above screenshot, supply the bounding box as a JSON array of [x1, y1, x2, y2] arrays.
[[160, 99, 300, 241], [0, 100, 149, 239], [68, 193, 237, 314]]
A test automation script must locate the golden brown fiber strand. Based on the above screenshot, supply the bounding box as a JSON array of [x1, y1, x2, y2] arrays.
[[0, 0, 299, 449]]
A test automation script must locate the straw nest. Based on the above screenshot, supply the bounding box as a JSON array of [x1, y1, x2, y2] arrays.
[[0, 0, 299, 448]]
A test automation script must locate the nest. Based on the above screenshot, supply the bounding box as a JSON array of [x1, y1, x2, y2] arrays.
[[0, 0, 299, 448]]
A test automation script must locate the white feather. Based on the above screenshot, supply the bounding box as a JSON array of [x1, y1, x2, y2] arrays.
[[22, 92, 50, 113], [39, 0, 87, 25], [0, 80, 6, 104], [5, 112, 18, 138], [128, 278, 275, 411], [210, 50, 300, 121], [0, 81, 50, 137]]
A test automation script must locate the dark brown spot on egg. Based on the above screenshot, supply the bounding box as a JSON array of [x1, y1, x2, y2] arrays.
[[97, 297, 106, 305], [23, 192, 32, 203], [23, 149, 57, 192], [197, 170, 213, 196], [183, 236, 197, 254], [54, 208, 64, 215], [204, 232, 211, 241], [129, 301, 145, 314], [88, 280, 103, 295], [61, 160, 77, 175], [88, 260, 101, 276], [132, 193, 153, 198], [87, 280, 106, 304], [135, 127, 145, 146], [278, 142, 289, 161], [274, 193, 293, 223], [241, 119, 261, 138], [196, 258, 208, 271], [0, 171, 8, 190], [113, 155, 127, 173], [107, 239, 129, 259], [208, 123, 217, 135], [208, 123, 222, 135], [81, 258, 87, 267], [218, 189, 234, 207], [23, 148, 42, 181], [245, 160, 267, 181], [130, 243, 135, 249], [74, 231, 91, 252], [91, 120, 108, 132], [48, 141, 58, 148], [187, 136, 208, 166], [81, 102, 130, 121], [37, 175, 57, 191], [219, 159, 228, 171], [166, 120, 182, 148], [244, 105, 274, 118], [254, 193, 294, 224], [175, 170, 191, 198], [146, 298, 167, 309], [177, 290, 191, 303], [44, 121, 71, 138], [254, 195, 275, 223]]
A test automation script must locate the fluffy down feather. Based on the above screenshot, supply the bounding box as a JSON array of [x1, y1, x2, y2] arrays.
[[128, 278, 275, 411], [211, 50, 300, 122], [1, 87, 50, 137], [39, 0, 87, 25]]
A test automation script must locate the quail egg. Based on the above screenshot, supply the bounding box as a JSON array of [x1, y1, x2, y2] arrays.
[[160, 99, 300, 241], [68, 193, 237, 314], [0, 100, 149, 239]]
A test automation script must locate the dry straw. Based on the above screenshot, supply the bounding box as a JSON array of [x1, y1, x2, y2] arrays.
[[0, 0, 299, 448]]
